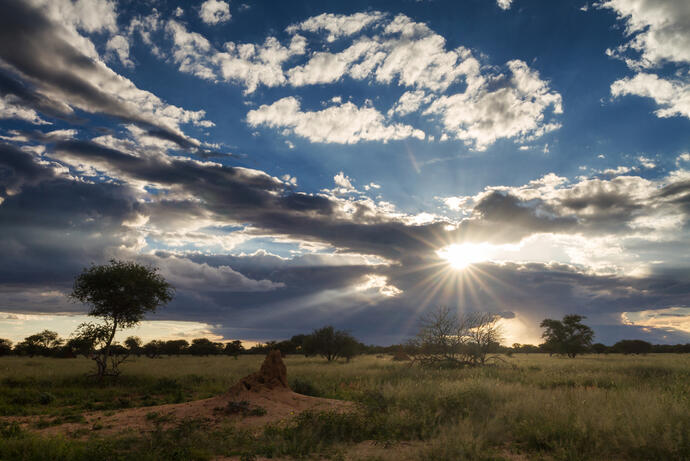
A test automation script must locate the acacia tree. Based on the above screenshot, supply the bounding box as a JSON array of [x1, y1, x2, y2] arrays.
[[303, 326, 361, 362], [69, 260, 174, 379], [408, 306, 503, 368], [540, 314, 594, 358]]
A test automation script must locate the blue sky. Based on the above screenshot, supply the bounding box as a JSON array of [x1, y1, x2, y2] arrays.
[[0, 0, 689, 346]]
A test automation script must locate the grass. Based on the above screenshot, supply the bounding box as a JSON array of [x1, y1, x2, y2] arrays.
[[0, 353, 688, 460]]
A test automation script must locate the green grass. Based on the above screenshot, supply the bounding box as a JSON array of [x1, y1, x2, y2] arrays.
[[0, 353, 688, 460]]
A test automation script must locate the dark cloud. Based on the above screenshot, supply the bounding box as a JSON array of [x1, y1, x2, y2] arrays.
[[0, 0, 200, 149]]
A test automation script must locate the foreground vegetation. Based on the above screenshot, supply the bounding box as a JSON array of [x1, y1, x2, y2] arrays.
[[1, 353, 688, 460]]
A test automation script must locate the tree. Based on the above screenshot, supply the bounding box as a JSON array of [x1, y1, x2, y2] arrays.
[[162, 339, 189, 356], [224, 340, 244, 358], [591, 343, 610, 354], [613, 339, 652, 355], [540, 314, 594, 358], [188, 338, 222, 356], [124, 336, 142, 356], [69, 260, 174, 378], [143, 340, 164, 358], [408, 306, 503, 368], [16, 330, 62, 357], [303, 326, 361, 362], [0, 339, 12, 356]]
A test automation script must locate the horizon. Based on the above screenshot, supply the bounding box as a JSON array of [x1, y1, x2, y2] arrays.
[[1, 0, 689, 347]]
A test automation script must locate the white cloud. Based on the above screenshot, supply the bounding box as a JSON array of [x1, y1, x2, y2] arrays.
[[425, 60, 562, 150], [334, 171, 354, 191], [155, 11, 561, 149], [106, 35, 133, 68], [246, 97, 425, 144], [0, 96, 51, 125], [286, 12, 385, 42], [497, 0, 513, 10], [174, 6, 184, 17], [611, 73, 690, 119], [603, 0, 690, 120], [199, 0, 231, 25]]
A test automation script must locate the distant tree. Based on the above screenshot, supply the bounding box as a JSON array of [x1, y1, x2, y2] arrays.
[[69, 260, 174, 379], [408, 306, 503, 368], [0, 338, 12, 356], [223, 340, 244, 358], [162, 339, 189, 356], [591, 343, 610, 354], [16, 330, 62, 357], [143, 340, 164, 358], [540, 314, 594, 358], [613, 339, 652, 355], [303, 326, 361, 362], [124, 336, 142, 356], [188, 338, 222, 356]]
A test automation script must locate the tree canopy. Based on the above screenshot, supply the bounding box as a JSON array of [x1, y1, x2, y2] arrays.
[[540, 314, 594, 358], [69, 260, 174, 378]]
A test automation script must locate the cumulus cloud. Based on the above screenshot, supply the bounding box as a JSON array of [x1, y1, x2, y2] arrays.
[[246, 97, 425, 144], [497, 0, 513, 10], [603, 0, 690, 120], [0, 0, 211, 147], [141, 10, 561, 149], [199, 0, 231, 25]]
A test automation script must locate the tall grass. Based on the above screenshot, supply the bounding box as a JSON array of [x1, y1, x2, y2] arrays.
[[0, 353, 688, 460]]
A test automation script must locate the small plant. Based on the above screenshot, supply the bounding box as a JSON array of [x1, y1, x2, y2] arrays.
[[220, 400, 267, 417]]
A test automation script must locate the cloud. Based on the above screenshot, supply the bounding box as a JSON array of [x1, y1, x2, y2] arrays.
[[139, 10, 561, 149], [199, 0, 231, 25], [106, 35, 134, 68], [603, 0, 690, 120], [0, 0, 212, 149], [246, 97, 425, 144], [497, 0, 513, 10], [425, 60, 562, 150], [611, 73, 690, 119], [286, 12, 385, 42]]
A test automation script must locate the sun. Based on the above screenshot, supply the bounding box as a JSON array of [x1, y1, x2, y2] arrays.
[[437, 243, 489, 269]]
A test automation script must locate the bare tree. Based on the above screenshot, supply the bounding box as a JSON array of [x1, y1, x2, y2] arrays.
[[408, 306, 503, 368]]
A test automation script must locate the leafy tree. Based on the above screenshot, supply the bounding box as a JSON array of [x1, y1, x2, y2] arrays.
[[613, 339, 652, 355], [16, 330, 62, 357], [408, 306, 503, 367], [0, 338, 12, 356], [540, 314, 594, 358], [303, 326, 362, 362], [591, 343, 610, 354], [223, 340, 244, 358], [143, 340, 164, 358], [162, 339, 189, 356], [124, 336, 142, 356], [188, 338, 222, 356], [69, 260, 174, 378]]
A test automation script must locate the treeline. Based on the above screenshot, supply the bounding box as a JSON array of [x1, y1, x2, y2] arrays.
[[0, 326, 370, 361], [1, 330, 688, 360]]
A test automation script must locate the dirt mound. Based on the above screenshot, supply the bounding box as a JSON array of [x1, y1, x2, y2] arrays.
[[230, 349, 288, 393], [17, 352, 354, 438]]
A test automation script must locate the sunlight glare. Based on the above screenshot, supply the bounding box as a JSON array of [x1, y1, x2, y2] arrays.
[[437, 243, 490, 269]]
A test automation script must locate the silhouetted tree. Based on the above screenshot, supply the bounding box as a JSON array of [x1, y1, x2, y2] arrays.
[[16, 330, 62, 357], [540, 315, 594, 358], [188, 338, 222, 356], [0, 338, 12, 356], [223, 340, 244, 358], [591, 343, 610, 354], [408, 306, 503, 367], [162, 339, 189, 356], [69, 260, 174, 379], [124, 336, 142, 356], [613, 339, 652, 355], [303, 326, 361, 362], [143, 340, 164, 358]]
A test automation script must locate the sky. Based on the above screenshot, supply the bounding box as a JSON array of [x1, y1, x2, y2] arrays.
[[0, 0, 689, 346]]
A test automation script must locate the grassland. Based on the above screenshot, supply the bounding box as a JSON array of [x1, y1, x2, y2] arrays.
[[0, 353, 688, 460]]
